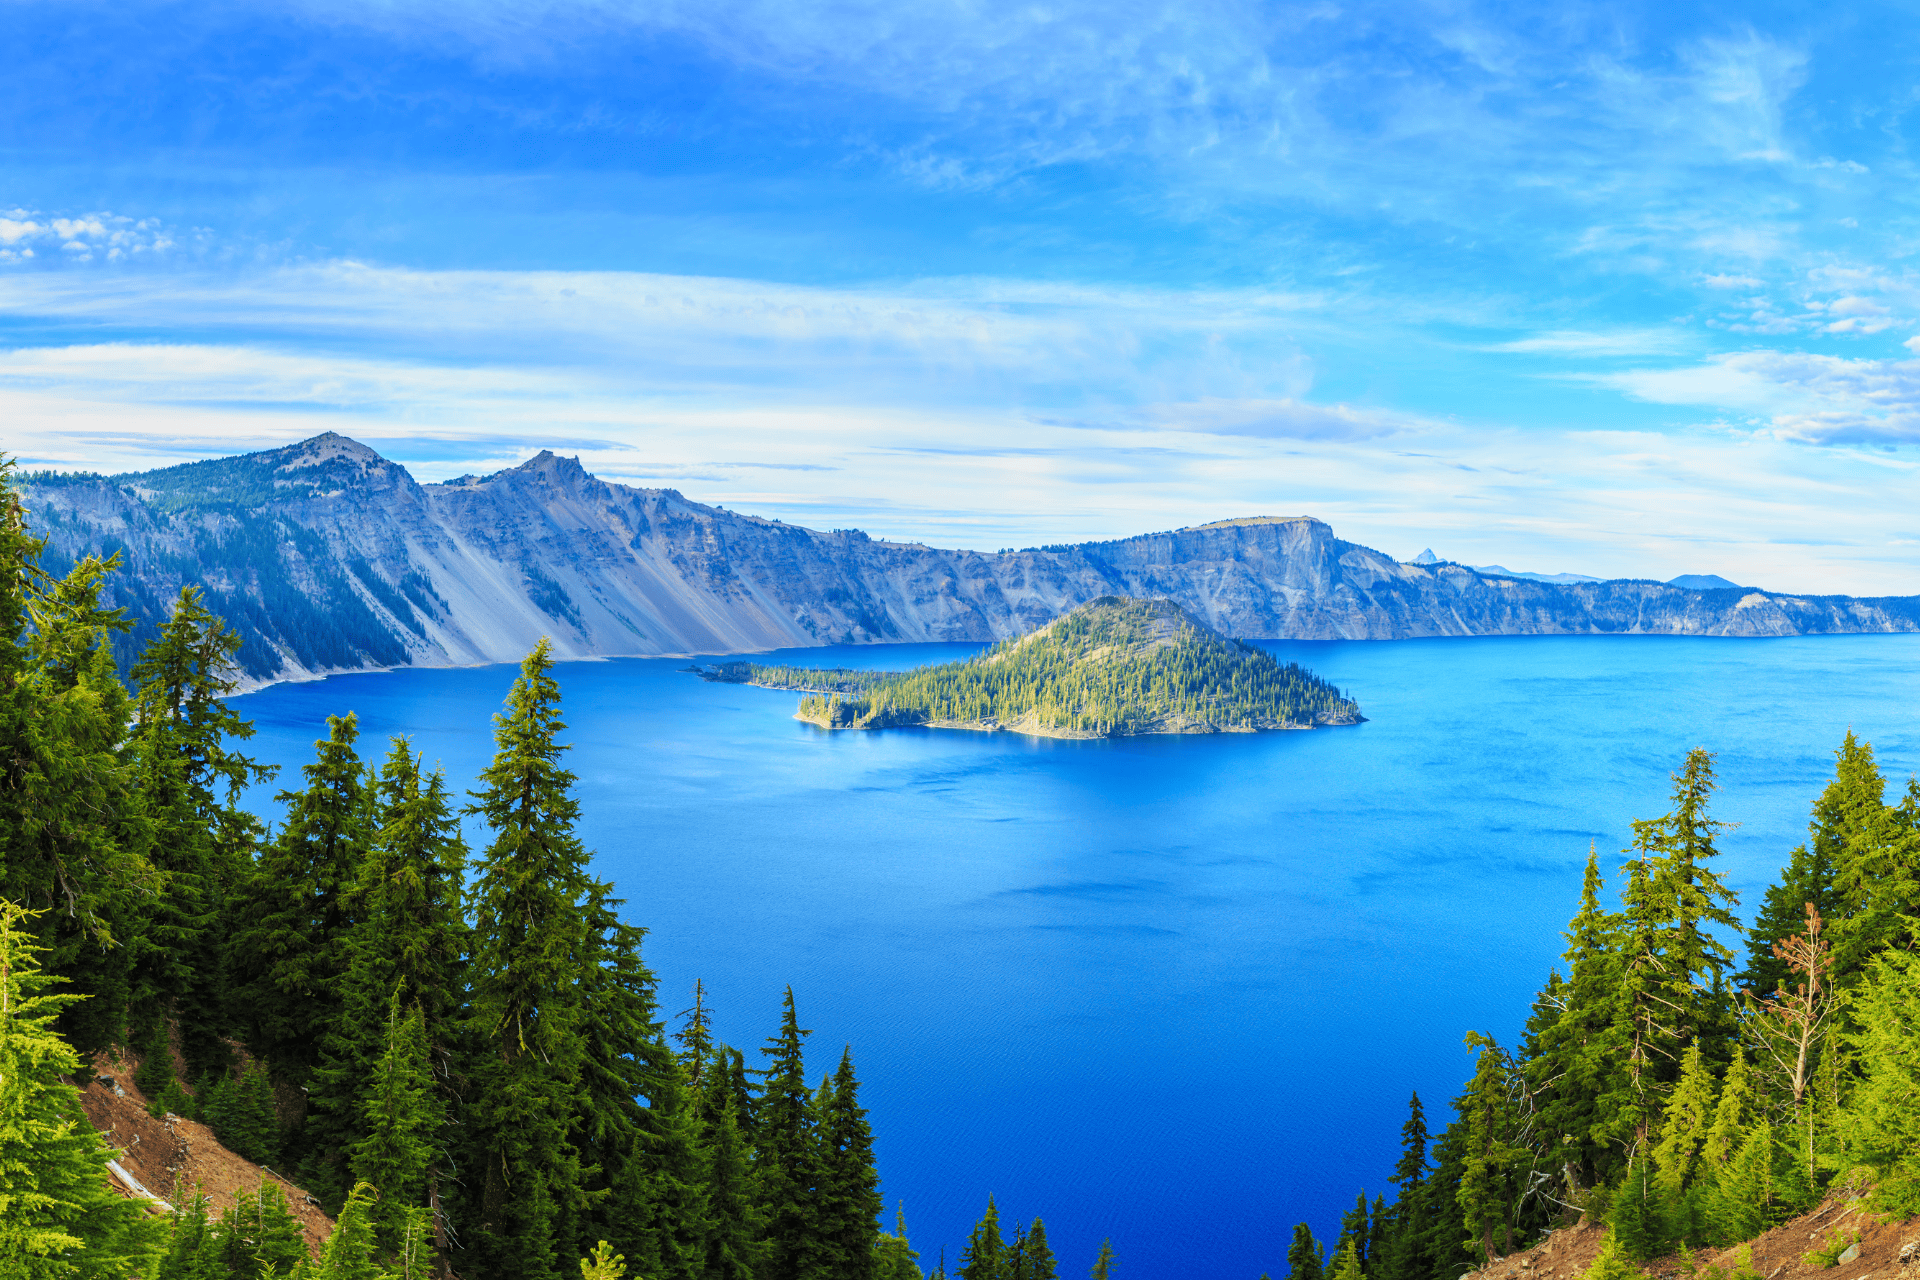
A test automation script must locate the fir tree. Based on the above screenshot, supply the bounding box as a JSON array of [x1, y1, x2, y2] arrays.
[[1528, 849, 1627, 1191], [228, 711, 372, 1096], [758, 987, 822, 1280], [817, 1045, 885, 1280], [216, 1184, 307, 1280], [1608, 1155, 1670, 1262], [581, 1242, 628, 1280], [1089, 1239, 1116, 1280], [676, 980, 716, 1089], [128, 586, 274, 1076], [1713, 1123, 1775, 1245], [1652, 1042, 1716, 1198], [1330, 1238, 1365, 1280], [458, 641, 598, 1280], [1839, 945, 1920, 1215], [959, 1198, 1007, 1280], [309, 1183, 385, 1280], [1580, 1232, 1638, 1280], [350, 992, 445, 1256], [157, 1194, 219, 1280], [875, 1205, 923, 1280], [1023, 1219, 1057, 1280], [308, 739, 468, 1211], [1457, 1034, 1532, 1262], [1335, 1194, 1370, 1272], [0, 900, 164, 1276], [204, 1060, 281, 1167], [1286, 1223, 1324, 1280], [701, 1090, 764, 1280], [1700, 1048, 1751, 1171]]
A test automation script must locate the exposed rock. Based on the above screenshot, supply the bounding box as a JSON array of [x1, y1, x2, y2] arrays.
[[23, 433, 1920, 690]]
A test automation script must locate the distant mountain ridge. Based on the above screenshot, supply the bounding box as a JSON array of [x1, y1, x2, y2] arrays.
[[22, 433, 1920, 689]]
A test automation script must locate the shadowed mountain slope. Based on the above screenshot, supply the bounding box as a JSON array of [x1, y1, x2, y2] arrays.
[[22, 433, 1920, 687]]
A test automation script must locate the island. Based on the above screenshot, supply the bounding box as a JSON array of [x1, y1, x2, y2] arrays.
[[694, 595, 1365, 738]]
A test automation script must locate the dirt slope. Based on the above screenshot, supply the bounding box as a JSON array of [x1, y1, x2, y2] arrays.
[[76, 1043, 335, 1256], [1464, 1192, 1916, 1280]]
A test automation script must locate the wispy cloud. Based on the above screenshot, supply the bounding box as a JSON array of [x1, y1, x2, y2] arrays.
[[1595, 349, 1920, 446]]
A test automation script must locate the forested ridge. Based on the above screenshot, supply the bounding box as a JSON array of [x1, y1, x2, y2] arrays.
[[726, 596, 1362, 736], [0, 461, 1090, 1278], [10, 443, 1920, 1280], [1268, 741, 1920, 1280]]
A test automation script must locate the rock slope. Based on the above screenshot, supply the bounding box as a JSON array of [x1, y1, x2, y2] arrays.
[[21, 434, 1920, 688]]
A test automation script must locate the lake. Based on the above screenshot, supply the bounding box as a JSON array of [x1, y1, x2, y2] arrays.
[[234, 633, 1920, 1279]]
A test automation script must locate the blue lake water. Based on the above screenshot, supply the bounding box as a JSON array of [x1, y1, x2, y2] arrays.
[[233, 634, 1920, 1279]]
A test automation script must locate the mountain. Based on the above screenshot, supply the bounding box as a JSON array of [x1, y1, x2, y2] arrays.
[[1472, 564, 1604, 585], [22, 433, 1920, 688], [707, 595, 1363, 738], [1667, 573, 1747, 590]]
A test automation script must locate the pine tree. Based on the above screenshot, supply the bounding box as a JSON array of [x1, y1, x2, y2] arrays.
[[458, 640, 596, 1280], [1840, 945, 1920, 1215], [1375, 1094, 1432, 1280], [1831, 772, 1920, 979], [157, 1194, 220, 1280], [758, 987, 822, 1280], [959, 1199, 1007, 1280], [1714, 1122, 1777, 1245], [204, 1059, 281, 1167], [350, 992, 445, 1256], [1700, 1047, 1751, 1171], [1457, 1034, 1532, 1262], [309, 1182, 385, 1280], [701, 1090, 764, 1280], [1089, 1239, 1116, 1280], [1652, 1042, 1716, 1198], [309, 739, 467, 1232], [0, 900, 164, 1276], [127, 586, 275, 1077], [228, 711, 372, 1099], [875, 1204, 923, 1280], [676, 980, 716, 1090], [216, 1184, 307, 1280], [1608, 1155, 1670, 1261], [1580, 1232, 1638, 1280], [817, 1045, 884, 1280], [1287, 1223, 1324, 1280], [1023, 1219, 1057, 1280], [1528, 849, 1627, 1191], [1331, 1238, 1365, 1280], [1335, 1194, 1370, 1272], [581, 1242, 628, 1280], [0, 471, 154, 1061]]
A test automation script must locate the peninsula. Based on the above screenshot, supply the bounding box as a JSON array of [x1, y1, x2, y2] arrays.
[[698, 596, 1364, 738]]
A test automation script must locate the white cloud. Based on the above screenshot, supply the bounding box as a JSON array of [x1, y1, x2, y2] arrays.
[[1488, 329, 1691, 357], [1595, 349, 1920, 445], [1702, 274, 1764, 289]]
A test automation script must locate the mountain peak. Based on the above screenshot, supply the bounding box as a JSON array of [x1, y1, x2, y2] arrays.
[[1413, 548, 1440, 565], [279, 432, 386, 470]]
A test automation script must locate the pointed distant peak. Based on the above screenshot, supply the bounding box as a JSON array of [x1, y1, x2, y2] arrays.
[[1412, 548, 1440, 565]]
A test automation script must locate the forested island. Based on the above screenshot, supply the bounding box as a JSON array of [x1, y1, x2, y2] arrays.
[[699, 596, 1364, 738], [7, 452, 1920, 1280]]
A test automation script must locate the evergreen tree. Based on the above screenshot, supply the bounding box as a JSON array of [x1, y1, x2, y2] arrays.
[[308, 739, 468, 1214], [676, 980, 716, 1090], [1022, 1219, 1057, 1280], [350, 992, 445, 1256], [1330, 1238, 1365, 1280], [135, 1020, 178, 1106], [1840, 945, 1920, 1215], [1713, 1122, 1774, 1245], [0, 469, 154, 1061], [203, 1059, 280, 1167], [458, 640, 597, 1280], [758, 987, 822, 1280], [157, 1194, 220, 1280], [127, 586, 275, 1076], [875, 1205, 923, 1280], [0, 900, 164, 1277], [1456, 1034, 1533, 1262], [215, 1184, 307, 1280], [959, 1198, 1007, 1280], [1580, 1232, 1638, 1280], [817, 1046, 884, 1280], [1286, 1223, 1324, 1280], [1089, 1239, 1116, 1280], [1651, 1042, 1716, 1199], [1700, 1047, 1751, 1171], [1831, 774, 1920, 979], [1528, 849, 1627, 1191], [1608, 1155, 1670, 1262], [228, 712, 372, 1097], [581, 1242, 629, 1280], [1335, 1194, 1370, 1272], [701, 1090, 764, 1280], [308, 1182, 385, 1280]]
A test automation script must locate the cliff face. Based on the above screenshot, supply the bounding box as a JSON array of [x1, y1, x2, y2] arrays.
[[23, 433, 1920, 686]]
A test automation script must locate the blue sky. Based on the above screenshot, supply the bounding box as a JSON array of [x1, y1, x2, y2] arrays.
[[5, 0, 1920, 590]]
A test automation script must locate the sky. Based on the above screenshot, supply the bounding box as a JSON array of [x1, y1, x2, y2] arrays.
[[5, 1, 1920, 592]]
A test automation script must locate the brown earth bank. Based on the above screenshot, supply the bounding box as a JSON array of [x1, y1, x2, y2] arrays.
[[76, 1041, 335, 1257], [1465, 1194, 1916, 1280]]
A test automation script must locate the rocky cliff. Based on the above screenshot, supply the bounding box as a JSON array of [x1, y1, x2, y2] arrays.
[[22, 433, 1920, 687]]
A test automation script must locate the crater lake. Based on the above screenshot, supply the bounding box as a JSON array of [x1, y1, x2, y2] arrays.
[[233, 633, 1920, 1279]]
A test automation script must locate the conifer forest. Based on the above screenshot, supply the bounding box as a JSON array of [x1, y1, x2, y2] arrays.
[[6, 452, 1920, 1280]]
